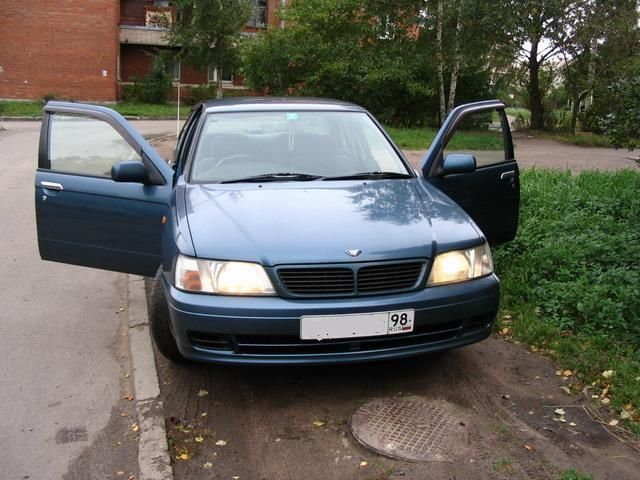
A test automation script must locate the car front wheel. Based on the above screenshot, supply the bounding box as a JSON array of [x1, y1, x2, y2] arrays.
[[147, 270, 185, 362]]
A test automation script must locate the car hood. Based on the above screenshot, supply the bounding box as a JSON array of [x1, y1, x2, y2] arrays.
[[183, 179, 481, 266]]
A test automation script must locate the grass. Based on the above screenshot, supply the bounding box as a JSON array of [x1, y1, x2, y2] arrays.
[[385, 125, 504, 151], [492, 459, 513, 474], [557, 469, 593, 480], [494, 169, 640, 434], [0, 100, 188, 118], [549, 132, 612, 148], [505, 107, 532, 120]]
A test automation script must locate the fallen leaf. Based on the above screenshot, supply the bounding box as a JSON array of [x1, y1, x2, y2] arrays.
[[179, 453, 190, 461], [624, 403, 634, 411], [232, 476, 240, 480], [116, 472, 124, 476], [215, 439, 227, 446], [123, 395, 134, 401], [502, 314, 512, 321], [195, 435, 204, 443], [201, 412, 208, 417], [359, 461, 368, 467], [530, 345, 538, 352], [569, 422, 577, 427], [312, 420, 326, 427], [528, 410, 534, 415], [562, 370, 573, 377], [601, 397, 611, 405], [609, 419, 619, 426], [620, 411, 631, 420], [602, 370, 614, 379], [120, 412, 129, 417], [560, 386, 571, 395], [524, 444, 533, 451], [501, 394, 510, 400], [131, 423, 139, 432], [555, 370, 563, 376], [554, 408, 566, 416], [203, 462, 213, 469], [501, 327, 511, 335], [197, 389, 209, 397]]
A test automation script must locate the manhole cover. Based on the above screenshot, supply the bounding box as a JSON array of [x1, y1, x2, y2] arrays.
[[350, 396, 468, 462]]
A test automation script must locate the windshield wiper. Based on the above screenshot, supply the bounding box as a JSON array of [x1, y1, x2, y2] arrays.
[[322, 171, 412, 181], [220, 173, 324, 184]]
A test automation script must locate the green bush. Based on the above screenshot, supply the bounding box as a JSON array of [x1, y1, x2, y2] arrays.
[[494, 170, 640, 414], [123, 69, 172, 104], [185, 84, 218, 105]]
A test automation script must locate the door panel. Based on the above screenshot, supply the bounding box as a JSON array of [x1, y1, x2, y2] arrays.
[[36, 102, 174, 276], [423, 101, 520, 245]]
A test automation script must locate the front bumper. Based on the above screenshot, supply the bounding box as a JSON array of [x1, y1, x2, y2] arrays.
[[162, 274, 500, 365]]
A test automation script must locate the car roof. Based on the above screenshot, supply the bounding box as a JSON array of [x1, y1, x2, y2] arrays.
[[200, 97, 366, 113]]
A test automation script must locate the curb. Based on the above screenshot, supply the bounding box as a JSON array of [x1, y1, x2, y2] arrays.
[[128, 275, 173, 480]]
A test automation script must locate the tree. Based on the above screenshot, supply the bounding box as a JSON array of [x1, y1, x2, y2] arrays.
[[416, 0, 513, 123], [169, 0, 252, 98], [601, 67, 640, 150], [242, 0, 435, 125]]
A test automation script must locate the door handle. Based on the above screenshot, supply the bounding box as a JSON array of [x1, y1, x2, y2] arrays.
[[500, 171, 515, 181], [41, 181, 64, 191]]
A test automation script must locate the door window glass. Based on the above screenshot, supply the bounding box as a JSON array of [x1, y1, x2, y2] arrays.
[[443, 110, 507, 168], [49, 114, 142, 177]]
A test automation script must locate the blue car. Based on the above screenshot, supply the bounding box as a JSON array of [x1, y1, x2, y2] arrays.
[[36, 98, 519, 365]]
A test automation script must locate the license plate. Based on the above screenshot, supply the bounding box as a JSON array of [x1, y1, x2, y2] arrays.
[[300, 310, 414, 341]]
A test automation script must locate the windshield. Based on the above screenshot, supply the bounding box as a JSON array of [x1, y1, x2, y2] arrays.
[[189, 111, 411, 183]]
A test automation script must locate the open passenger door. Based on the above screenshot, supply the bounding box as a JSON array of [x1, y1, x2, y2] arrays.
[[422, 100, 520, 245], [35, 102, 175, 276]]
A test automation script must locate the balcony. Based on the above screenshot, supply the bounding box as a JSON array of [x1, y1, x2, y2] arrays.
[[119, 7, 175, 46], [145, 6, 174, 29]]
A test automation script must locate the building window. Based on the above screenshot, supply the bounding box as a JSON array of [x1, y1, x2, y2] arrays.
[[247, 0, 267, 28], [208, 67, 233, 84], [172, 61, 180, 82]]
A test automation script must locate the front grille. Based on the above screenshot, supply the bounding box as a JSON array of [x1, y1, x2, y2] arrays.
[[358, 262, 424, 293], [234, 320, 463, 355], [276, 260, 426, 297], [278, 268, 354, 295]]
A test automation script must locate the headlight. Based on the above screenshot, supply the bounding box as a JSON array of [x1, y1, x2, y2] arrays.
[[175, 255, 275, 295], [427, 243, 493, 286]]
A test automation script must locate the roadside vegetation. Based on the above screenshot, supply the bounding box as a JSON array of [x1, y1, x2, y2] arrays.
[[0, 100, 188, 119], [493, 169, 640, 434], [385, 126, 504, 151]]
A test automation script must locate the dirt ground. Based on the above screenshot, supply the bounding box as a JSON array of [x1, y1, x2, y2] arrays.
[[150, 135, 638, 479], [156, 337, 638, 480]]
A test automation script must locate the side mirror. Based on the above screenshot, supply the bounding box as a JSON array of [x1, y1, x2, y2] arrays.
[[442, 154, 476, 175], [111, 161, 150, 184]]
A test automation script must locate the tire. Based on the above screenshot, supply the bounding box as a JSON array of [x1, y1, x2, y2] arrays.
[[147, 270, 186, 362]]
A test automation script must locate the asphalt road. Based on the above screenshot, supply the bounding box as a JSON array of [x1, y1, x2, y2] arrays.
[[0, 120, 175, 480]]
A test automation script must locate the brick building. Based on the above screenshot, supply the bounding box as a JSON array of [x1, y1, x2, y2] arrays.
[[0, 1, 281, 102]]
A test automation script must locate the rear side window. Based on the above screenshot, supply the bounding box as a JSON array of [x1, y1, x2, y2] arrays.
[[48, 114, 142, 177]]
